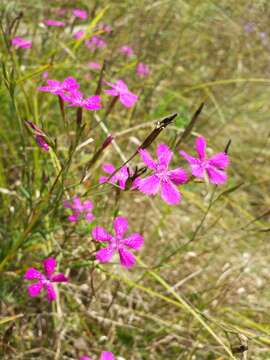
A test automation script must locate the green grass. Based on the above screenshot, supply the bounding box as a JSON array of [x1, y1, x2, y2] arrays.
[[0, 0, 270, 359]]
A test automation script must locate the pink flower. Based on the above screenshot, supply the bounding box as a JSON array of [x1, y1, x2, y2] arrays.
[[64, 196, 94, 223], [11, 36, 32, 49], [73, 9, 88, 20], [44, 19, 65, 27], [80, 352, 115, 360], [85, 35, 107, 50], [24, 258, 68, 302], [74, 30, 85, 39], [136, 62, 150, 77], [179, 136, 229, 185], [92, 216, 144, 268], [38, 77, 80, 99], [104, 80, 138, 108], [99, 163, 129, 189], [138, 143, 188, 205], [120, 45, 134, 57], [87, 62, 101, 70], [63, 90, 101, 111]]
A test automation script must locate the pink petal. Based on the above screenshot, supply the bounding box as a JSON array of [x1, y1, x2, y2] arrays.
[[45, 283, 56, 302], [168, 168, 188, 185], [99, 176, 109, 184], [104, 89, 119, 96], [139, 149, 157, 170], [92, 227, 112, 242], [208, 152, 229, 169], [160, 180, 181, 205], [179, 150, 198, 165], [100, 352, 115, 360], [27, 282, 43, 297], [63, 76, 80, 90], [156, 143, 173, 167], [51, 273, 68, 282], [68, 214, 79, 222], [85, 212, 94, 222], [206, 167, 228, 185], [115, 80, 128, 91], [80, 357, 92, 360], [83, 200, 93, 211], [138, 174, 160, 195], [83, 95, 102, 110], [119, 92, 138, 108], [122, 233, 144, 250], [195, 136, 206, 160], [113, 216, 128, 238], [24, 268, 43, 280], [102, 163, 115, 174], [96, 245, 115, 263], [43, 258, 56, 276], [190, 163, 205, 178], [118, 248, 136, 268]]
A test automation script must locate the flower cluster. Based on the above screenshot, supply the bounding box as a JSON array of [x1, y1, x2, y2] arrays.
[[38, 77, 102, 111], [22, 16, 232, 360], [99, 138, 230, 205]]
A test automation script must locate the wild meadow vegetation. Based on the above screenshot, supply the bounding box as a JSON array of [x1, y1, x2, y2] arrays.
[[0, 0, 270, 359]]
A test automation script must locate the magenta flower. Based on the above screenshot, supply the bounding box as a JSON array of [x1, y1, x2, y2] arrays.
[[138, 143, 188, 205], [11, 36, 32, 49], [80, 352, 115, 360], [24, 258, 68, 302], [64, 196, 94, 223], [44, 19, 65, 27], [104, 80, 138, 108], [92, 216, 144, 268], [85, 35, 107, 50], [38, 77, 80, 98], [87, 62, 101, 70], [136, 62, 150, 77], [74, 30, 85, 39], [63, 90, 101, 111], [120, 45, 134, 57], [73, 9, 88, 20], [99, 163, 129, 189], [179, 136, 229, 185]]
